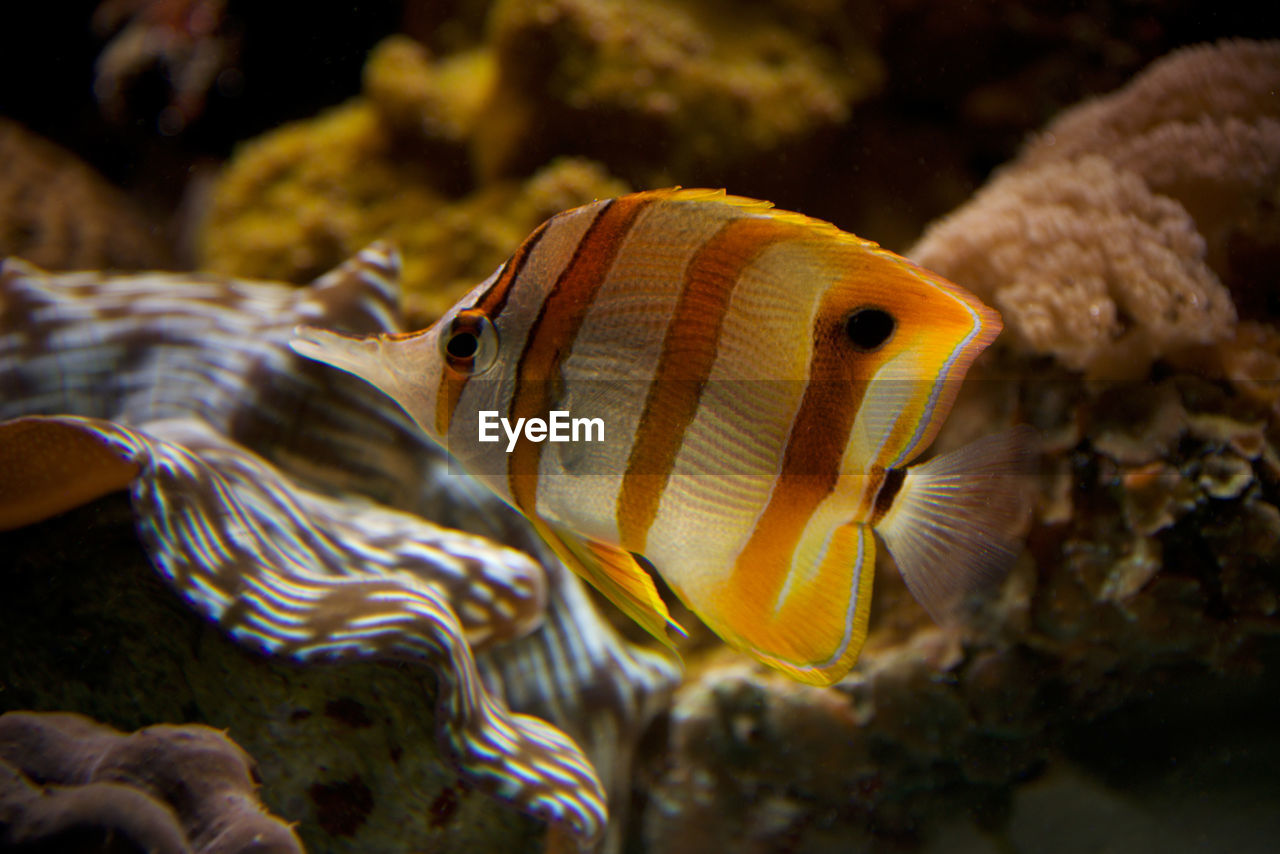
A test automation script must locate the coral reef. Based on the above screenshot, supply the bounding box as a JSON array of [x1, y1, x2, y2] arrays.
[[198, 89, 628, 321], [7, 4, 1280, 849], [2, 493, 548, 853], [196, 3, 1233, 321], [0, 119, 168, 271], [474, 0, 883, 184], [197, 0, 886, 319], [0, 710, 302, 853], [0, 246, 680, 851], [636, 38, 1280, 853], [910, 40, 1280, 377]]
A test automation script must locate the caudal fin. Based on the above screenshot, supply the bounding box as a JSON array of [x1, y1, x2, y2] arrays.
[[876, 425, 1037, 623]]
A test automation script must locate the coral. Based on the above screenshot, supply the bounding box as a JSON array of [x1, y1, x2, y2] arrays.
[[1017, 39, 1280, 292], [0, 710, 301, 853], [198, 92, 628, 320], [93, 0, 236, 133], [475, 0, 882, 185], [198, 0, 886, 309], [913, 154, 1235, 377], [638, 366, 1280, 851], [910, 39, 1280, 377], [0, 119, 168, 271], [637, 42, 1280, 851], [363, 35, 494, 147]]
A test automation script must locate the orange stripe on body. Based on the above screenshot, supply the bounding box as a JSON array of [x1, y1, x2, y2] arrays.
[[434, 371, 464, 438], [506, 194, 655, 515], [616, 217, 804, 553], [476, 220, 552, 317], [719, 282, 886, 657], [433, 219, 552, 437]]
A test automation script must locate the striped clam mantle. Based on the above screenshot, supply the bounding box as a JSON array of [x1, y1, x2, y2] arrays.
[[0, 245, 680, 851]]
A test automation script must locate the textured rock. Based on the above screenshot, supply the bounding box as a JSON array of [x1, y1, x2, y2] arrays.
[[0, 119, 168, 271], [0, 709, 302, 854]]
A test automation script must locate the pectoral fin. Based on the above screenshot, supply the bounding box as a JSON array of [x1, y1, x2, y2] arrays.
[[876, 425, 1036, 622], [531, 517, 685, 651]]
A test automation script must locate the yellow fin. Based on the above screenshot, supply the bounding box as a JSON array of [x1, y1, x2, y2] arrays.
[[876, 425, 1037, 622], [531, 517, 685, 651], [712, 519, 876, 687], [659, 186, 884, 251]]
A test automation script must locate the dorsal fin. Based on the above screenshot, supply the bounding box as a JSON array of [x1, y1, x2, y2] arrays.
[[296, 241, 403, 335]]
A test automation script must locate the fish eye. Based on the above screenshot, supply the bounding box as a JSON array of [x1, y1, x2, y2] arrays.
[[440, 310, 498, 375], [446, 331, 478, 360], [845, 307, 895, 352]]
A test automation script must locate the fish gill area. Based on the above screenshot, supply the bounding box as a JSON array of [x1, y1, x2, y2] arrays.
[[2, 3, 1280, 853]]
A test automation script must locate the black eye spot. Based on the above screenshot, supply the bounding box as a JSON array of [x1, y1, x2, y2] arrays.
[[446, 331, 479, 360], [845, 308, 895, 352], [440, 310, 499, 375]]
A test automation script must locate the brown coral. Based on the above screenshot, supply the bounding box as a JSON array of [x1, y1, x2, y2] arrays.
[[1017, 39, 1280, 288], [0, 119, 168, 271], [0, 711, 302, 854], [910, 39, 1280, 377], [913, 154, 1235, 377]]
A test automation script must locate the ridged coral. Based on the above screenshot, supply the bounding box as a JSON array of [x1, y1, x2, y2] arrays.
[[0, 710, 302, 854], [0, 246, 680, 852]]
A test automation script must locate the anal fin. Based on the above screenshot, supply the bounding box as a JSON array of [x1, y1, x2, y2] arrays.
[[876, 425, 1037, 622], [531, 517, 686, 651]]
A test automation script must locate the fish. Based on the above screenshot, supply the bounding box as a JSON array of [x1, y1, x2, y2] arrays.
[[292, 188, 1031, 687]]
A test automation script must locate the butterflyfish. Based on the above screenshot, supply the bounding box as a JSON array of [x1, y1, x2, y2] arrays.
[[292, 188, 1031, 687]]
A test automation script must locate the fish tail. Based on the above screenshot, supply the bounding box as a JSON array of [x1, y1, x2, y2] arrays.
[[875, 425, 1037, 623]]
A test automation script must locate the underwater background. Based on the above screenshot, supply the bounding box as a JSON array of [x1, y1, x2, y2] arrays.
[[3, 1, 1280, 852]]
